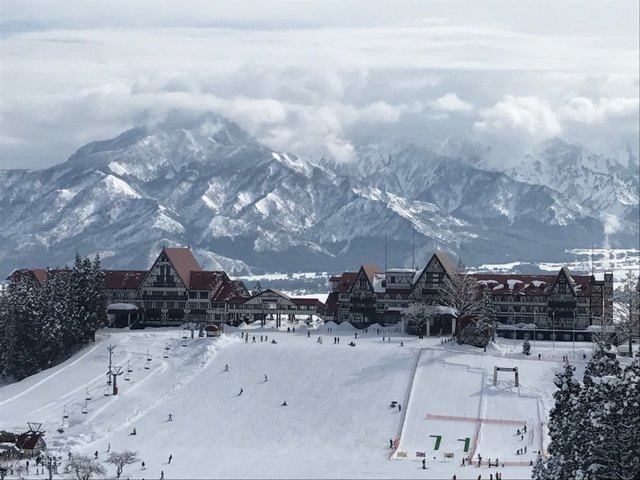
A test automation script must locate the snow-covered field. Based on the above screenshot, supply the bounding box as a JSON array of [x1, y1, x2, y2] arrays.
[[0, 325, 600, 479]]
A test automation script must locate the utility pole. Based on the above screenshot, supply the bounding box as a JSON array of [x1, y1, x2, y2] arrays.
[[572, 311, 576, 357], [106, 345, 116, 385], [412, 229, 415, 271], [552, 311, 556, 350]]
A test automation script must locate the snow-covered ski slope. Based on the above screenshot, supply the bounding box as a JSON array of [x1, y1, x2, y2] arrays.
[[0, 327, 594, 479]]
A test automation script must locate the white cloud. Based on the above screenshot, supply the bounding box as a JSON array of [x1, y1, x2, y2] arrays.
[[474, 95, 562, 138], [429, 93, 473, 112], [558, 97, 639, 124], [0, 1, 638, 168]]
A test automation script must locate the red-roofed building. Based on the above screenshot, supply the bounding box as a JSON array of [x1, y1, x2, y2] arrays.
[[8, 247, 251, 328], [325, 251, 613, 339]]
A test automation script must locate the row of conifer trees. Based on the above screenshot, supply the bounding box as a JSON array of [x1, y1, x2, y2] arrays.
[[533, 345, 640, 480], [0, 254, 107, 381]]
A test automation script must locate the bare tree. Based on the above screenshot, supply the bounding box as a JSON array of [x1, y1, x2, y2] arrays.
[[614, 271, 640, 355], [438, 268, 481, 336], [42, 454, 63, 480], [67, 454, 105, 480], [402, 302, 435, 336], [0, 460, 16, 480], [106, 450, 139, 479]]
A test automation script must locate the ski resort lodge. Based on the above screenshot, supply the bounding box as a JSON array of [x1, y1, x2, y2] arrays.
[[8, 247, 325, 328], [8, 248, 613, 341], [325, 252, 614, 341]]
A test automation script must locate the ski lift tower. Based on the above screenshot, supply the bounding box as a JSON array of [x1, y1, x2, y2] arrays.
[[110, 366, 123, 395]]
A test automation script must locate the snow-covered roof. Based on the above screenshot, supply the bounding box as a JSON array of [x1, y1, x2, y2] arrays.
[[107, 303, 138, 311], [372, 273, 386, 293], [506, 279, 524, 290]]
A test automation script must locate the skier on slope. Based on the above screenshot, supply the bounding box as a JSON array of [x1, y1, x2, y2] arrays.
[[224, 364, 229, 372], [264, 374, 268, 382], [168, 413, 173, 421], [239, 388, 244, 396], [168, 454, 172, 464], [281, 400, 287, 406]]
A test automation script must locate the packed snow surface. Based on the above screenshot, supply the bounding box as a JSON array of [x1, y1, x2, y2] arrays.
[[0, 326, 597, 479]]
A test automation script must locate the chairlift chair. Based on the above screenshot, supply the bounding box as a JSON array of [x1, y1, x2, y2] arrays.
[[85, 389, 92, 401], [82, 402, 88, 414], [124, 371, 130, 381], [63, 406, 70, 419], [163, 351, 169, 358], [103, 386, 110, 396], [182, 339, 188, 347], [146, 349, 151, 361], [144, 361, 150, 370], [127, 361, 133, 373]]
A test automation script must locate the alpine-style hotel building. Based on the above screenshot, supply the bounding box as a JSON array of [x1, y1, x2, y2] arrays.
[[9, 247, 613, 340]]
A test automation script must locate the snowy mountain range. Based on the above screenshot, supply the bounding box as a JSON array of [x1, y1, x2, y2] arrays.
[[0, 114, 637, 276]]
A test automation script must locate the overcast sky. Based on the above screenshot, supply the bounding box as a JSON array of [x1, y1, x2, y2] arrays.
[[0, 0, 638, 169]]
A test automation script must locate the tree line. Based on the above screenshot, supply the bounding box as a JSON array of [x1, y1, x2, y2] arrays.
[[0, 254, 107, 381], [533, 346, 640, 480]]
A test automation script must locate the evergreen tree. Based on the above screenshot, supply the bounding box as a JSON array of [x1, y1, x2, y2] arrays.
[[574, 375, 625, 479], [252, 281, 263, 296], [522, 339, 531, 356], [0, 287, 10, 378], [93, 254, 108, 328], [618, 355, 640, 479], [476, 288, 497, 341], [583, 344, 621, 387], [4, 276, 42, 379], [543, 362, 582, 479]]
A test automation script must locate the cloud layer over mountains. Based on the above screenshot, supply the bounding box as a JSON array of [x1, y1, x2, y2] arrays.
[[1, 0, 638, 169]]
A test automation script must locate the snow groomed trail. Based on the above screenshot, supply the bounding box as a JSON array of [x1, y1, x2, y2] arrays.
[[0, 328, 594, 479]]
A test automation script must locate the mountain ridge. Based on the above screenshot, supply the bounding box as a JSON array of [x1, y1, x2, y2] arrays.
[[1, 115, 637, 277]]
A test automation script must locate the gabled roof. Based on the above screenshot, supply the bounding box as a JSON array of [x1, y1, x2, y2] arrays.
[[434, 252, 458, 278], [548, 266, 582, 296], [325, 291, 339, 313], [472, 271, 594, 296], [6, 268, 47, 284], [189, 271, 229, 291], [15, 432, 45, 451], [350, 264, 380, 293], [333, 272, 358, 293], [291, 297, 325, 308], [212, 280, 249, 302], [162, 247, 202, 288], [103, 270, 147, 289], [410, 252, 458, 293], [361, 264, 381, 284]]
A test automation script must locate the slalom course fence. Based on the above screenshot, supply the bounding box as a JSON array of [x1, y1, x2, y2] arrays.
[[425, 414, 526, 425]]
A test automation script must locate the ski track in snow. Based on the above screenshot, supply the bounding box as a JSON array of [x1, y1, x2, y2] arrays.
[[0, 338, 107, 409]]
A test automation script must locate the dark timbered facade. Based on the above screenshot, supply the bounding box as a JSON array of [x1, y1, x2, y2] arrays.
[[325, 252, 614, 338]]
